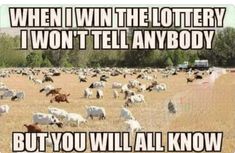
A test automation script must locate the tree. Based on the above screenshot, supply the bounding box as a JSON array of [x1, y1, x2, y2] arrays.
[[41, 57, 52, 67], [199, 27, 235, 66], [58, 52, 72, 67], [165, 57, 173, 67], [124, 50, 153, 67], [188, 52, 199, 66], [26, 52, 43, 67], [0, 61, 6, 67], [171, 50, 185, 66]]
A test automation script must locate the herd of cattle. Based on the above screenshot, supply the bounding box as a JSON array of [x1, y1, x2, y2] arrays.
[[0, 67, 213, 138]]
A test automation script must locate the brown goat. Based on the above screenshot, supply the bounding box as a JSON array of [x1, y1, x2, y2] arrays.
[[24, 123, 42, 132], [151, 81, 158, 86], [146, 81, 158, 91], [124, 98, 133, 107], [124, 90, 135, 99], [146, 85, 154, 91], [194, 74, 203, 79], [46, 88, 62, 96], [50, 94, 70, 103], [42, 76, 54, 83], [187, 77, 195, 83]]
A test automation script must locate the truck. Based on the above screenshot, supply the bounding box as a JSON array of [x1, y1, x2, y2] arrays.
[[178, 61, 189, 70], [194, 60, 209, 70]]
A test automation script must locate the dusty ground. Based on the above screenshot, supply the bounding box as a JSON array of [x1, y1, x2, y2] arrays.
[[0, 70, 234, 153]]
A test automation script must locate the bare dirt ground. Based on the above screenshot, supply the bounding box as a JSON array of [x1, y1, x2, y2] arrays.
[[0, 70, 234, 153]]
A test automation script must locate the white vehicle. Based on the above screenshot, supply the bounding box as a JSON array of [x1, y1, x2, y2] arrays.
[[194, 60, 209, 68]]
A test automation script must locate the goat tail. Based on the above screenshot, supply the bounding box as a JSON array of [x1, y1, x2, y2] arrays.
[[23, 124, 28, 128], [50, 98, 54, 103], [11, 96, 17, 101]]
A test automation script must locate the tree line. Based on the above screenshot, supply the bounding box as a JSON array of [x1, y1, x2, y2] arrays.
[[0, 27, 235, 68]]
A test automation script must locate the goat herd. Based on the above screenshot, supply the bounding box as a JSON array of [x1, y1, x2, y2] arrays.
[[0, 67, 213, 147]]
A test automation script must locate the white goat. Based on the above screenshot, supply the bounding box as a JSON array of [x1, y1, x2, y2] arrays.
[[48, 107, 68, 119], [112, 82, 122, 89], [0, 105, 10, 115], [32, 113, 62, 128], [11, 91, 25, 101], [152, 83, 167, 91], [84, 88, 93, 98], [0, 82, 5, 86], [0, 89, 15, 99], [78, 74, 86, 80], [125, 94, 145, 107], [40, 85, 54, 94], [125, 119, 142, 133], [137, 84, 146, 92], [28, 75, 34, 80], [86, 106, 106, 120], [128, 80, 141, 88], [0, 86, 8, 92], [121, 84, 129, 93], [113, 90, 119, 99], [120, 107, 135, 120], [96, 89, 103, 99], [32, 78, 42, 84], [89, 81, 105, 89], [65, 113, 87, 127]]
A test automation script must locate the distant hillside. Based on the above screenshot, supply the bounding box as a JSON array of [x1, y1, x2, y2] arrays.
[[0, 28, 20, 36]]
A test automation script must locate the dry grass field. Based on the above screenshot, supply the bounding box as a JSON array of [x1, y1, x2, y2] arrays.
[[0, 69, 234, 153]]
